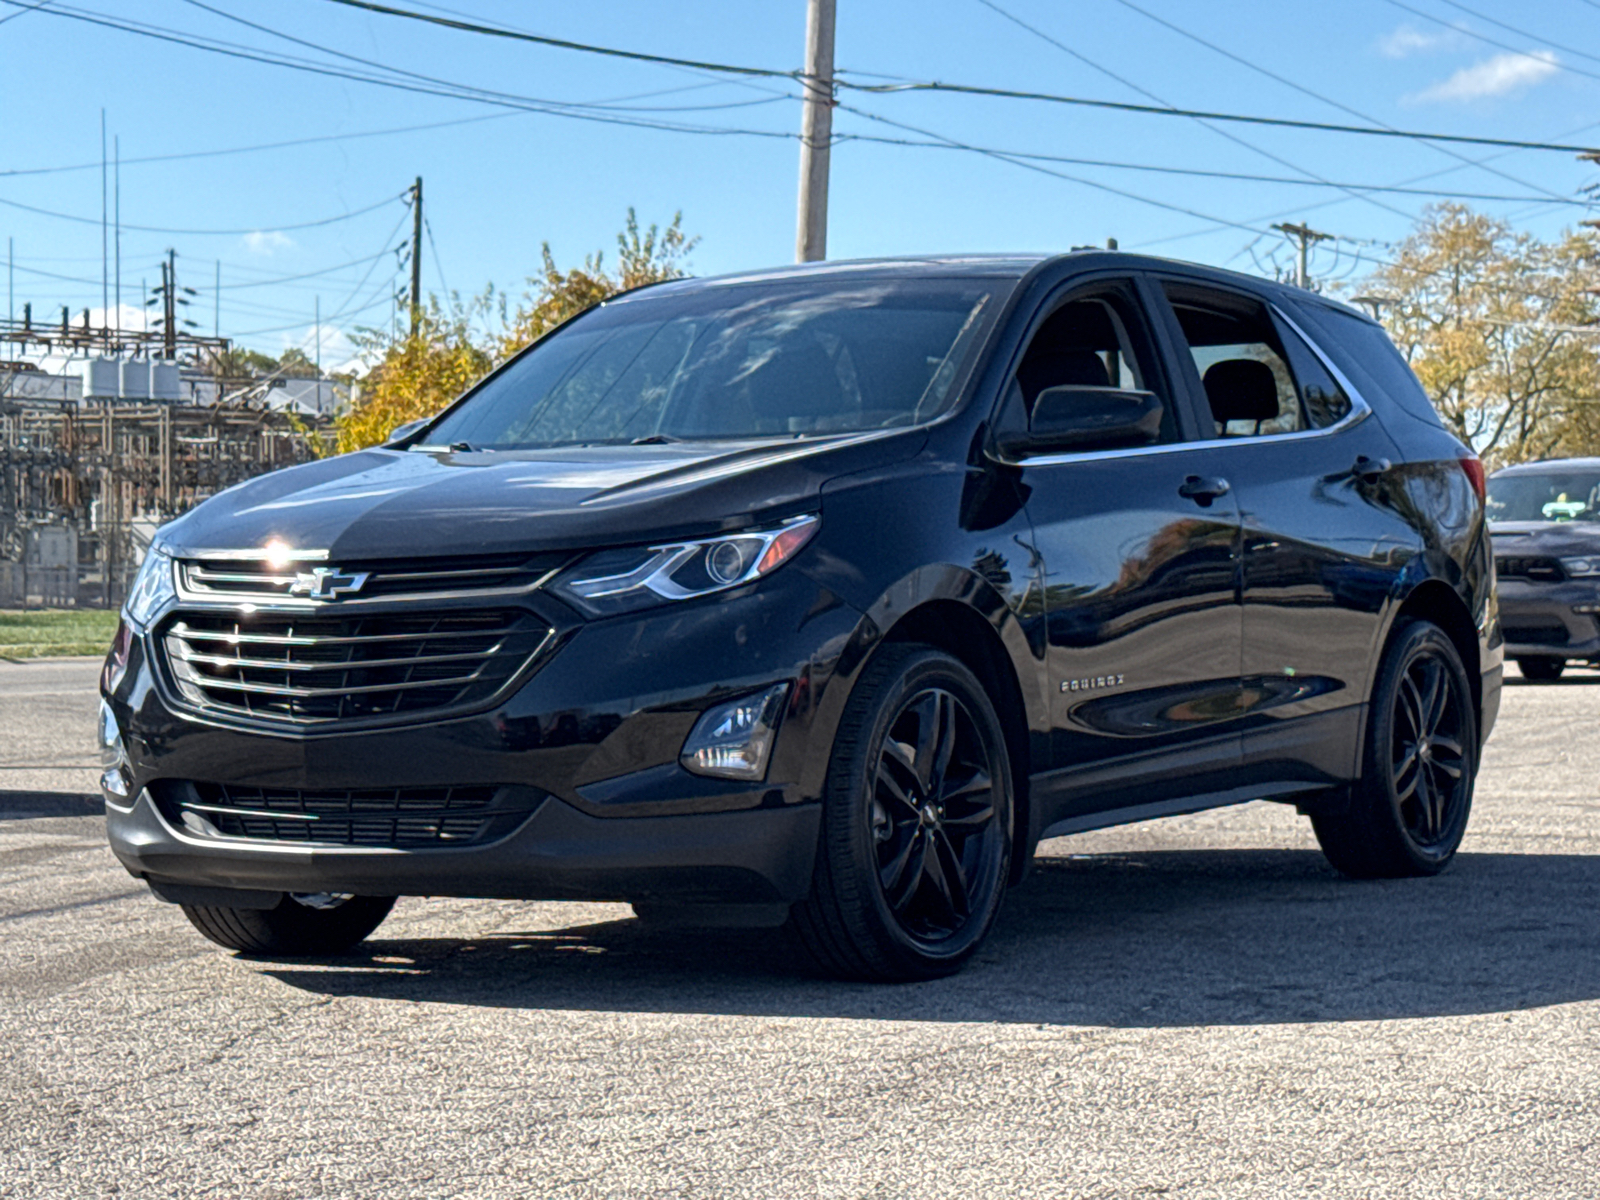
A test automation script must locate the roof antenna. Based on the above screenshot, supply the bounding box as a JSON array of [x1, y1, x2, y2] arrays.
[[1106, 237, 1119, 250]]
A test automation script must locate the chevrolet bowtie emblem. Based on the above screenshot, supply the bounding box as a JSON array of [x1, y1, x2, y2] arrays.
[[288, 566, 370, 600]]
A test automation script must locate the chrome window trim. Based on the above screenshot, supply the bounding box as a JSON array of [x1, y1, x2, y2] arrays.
[[998, 300, 1374, 468]]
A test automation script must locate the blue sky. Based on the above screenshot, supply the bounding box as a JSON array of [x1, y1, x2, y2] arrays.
[[3, 0, 1599, 368]]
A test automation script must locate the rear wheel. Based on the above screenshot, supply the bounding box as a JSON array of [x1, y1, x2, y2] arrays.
[[181, 893, 396, 955], [790, 645, 1013, 981], [1516, 656, 1565, 682], [1313, 619, 1477, 878]]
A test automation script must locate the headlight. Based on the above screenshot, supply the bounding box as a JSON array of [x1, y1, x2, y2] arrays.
[[551, 515, 820, 617], [1561, 556, 1600, 577], [123, 546, 176, 631]]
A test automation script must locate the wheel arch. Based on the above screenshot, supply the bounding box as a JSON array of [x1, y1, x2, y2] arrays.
[[1387, 578, 1481, 728], [880, 600, 1038, 885]]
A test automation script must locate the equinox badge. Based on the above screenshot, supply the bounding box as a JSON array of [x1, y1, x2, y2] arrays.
[[289, 566, 371, 600]]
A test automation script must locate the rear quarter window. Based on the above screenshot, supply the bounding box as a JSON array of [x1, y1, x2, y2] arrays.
[[1289, 301, 1446, 431]]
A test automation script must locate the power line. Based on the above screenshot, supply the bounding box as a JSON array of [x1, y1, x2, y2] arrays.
[[840, 76, 1600, 154], [834, 130, 1587, 204], [1381, 0, 1600, 84], [0, 2, 799, 143], [177, 0, 790, 123], [214, 249, 398, 290], [0, 189, 404, 235], [974, 0, 1412, 222], [1429, 0, 1600, 68], [320, 0, 796, 78], [1105, 0, 1574, 204], [839, 103, 1271, 238]]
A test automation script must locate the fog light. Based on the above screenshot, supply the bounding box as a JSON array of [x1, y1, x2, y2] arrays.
[[680, 683, 789, 781], [1574, 604, 1600, 615], [98, 699, 130, 799]]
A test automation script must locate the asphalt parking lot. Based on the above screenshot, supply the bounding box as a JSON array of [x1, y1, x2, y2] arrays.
[[2, 657, 1598, 1198]]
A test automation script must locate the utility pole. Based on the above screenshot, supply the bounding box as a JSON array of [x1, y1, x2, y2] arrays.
[[214, 260, 220, 339], [114, 136, 121, 339], [794, 0, 836, 263], [410, 176, 423, 335], [7, 238, 12, 326], [315, 294, 322, 382], [101, 110, 108, 328], [161, 251, 178, 359], [1271, 221, 1334, 290]]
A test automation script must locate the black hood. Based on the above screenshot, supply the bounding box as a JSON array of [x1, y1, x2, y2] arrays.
[[1490, 521, 1600, 557], [158, 429, 926, 560]]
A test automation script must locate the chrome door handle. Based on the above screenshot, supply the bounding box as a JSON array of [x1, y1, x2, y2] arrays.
[[1179, 475, 1231, 507]]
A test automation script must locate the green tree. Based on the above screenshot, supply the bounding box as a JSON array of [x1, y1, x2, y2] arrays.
[[1359, 204, 1600, 466]]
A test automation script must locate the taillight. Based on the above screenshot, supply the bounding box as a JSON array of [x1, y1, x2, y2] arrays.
[[102, 618, 132, 695], [1460, 457, 1486, 504]]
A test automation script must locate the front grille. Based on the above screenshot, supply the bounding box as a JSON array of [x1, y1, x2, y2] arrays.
[[1496, 555, 1566, 582], [161, 608, 552, 727], [1503, 622, 1571, 647], [179, 551, 571, 603], [161, 782, 540, 847]]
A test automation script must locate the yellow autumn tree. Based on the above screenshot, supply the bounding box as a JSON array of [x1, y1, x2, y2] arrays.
[[332, 304, 493, 454], [329, 210, 696, 453], [497, 208, 697, 357], [1361, 204, 1600, 466]]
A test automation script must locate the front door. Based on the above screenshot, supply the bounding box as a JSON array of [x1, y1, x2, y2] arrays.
[[1005, 279, 1246, 828]]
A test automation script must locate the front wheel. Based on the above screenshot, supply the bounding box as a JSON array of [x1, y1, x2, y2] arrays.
[[1313, 619, 1477, 878], [181, 893, 396, 955], [1516, 656, 1565, 682], [790, 645, 1013, 981]]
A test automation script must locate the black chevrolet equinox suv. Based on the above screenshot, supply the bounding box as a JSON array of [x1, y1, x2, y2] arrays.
[[101, 252, 1502, 980]]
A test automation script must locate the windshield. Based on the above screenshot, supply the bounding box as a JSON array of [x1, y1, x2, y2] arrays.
[[420, 278, 999, 450], [1486, 470, 1600, 523]]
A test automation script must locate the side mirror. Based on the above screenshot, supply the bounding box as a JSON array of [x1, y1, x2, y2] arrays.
[[384, 417, 430, 446], [995, 386, 1163, 460]]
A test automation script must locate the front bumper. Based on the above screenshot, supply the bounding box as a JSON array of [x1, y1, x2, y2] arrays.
[[103, 566, 864, 906], [106, 785, 821, 904], [1496, 579, 1600, 661]]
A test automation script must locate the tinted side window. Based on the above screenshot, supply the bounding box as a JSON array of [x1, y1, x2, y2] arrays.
[[1290, 302, 1446, 431], [1275, 319, 1351, 429], [1013, 284, 1179, 443], [1164, 283, 1303, 437]]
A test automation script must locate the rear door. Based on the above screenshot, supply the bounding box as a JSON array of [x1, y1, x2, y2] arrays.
[[999, 276, 1248, 826], [1147, 276, 1417, 792]]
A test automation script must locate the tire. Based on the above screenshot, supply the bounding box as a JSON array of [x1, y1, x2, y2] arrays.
[[181, 893, 396, 955], [1516, 656, 1565, 682], [1313, 619, 1477, 879], [789, 644, 1013, 981]]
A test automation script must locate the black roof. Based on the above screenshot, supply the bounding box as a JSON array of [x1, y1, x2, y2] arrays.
[[620, 250, 1378, 325]]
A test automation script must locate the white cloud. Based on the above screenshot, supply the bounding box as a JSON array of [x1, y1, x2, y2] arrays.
[[1408, 49, 1560, 103], [242, 230, 294, 255], [1378, 24, 1465, 58], [284, 323, 359, 374]]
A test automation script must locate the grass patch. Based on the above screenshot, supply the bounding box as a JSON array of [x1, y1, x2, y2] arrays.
[[0, 609, 120, 659]]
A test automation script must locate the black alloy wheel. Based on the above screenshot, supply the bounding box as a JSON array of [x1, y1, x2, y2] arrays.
[[871, 687, 1003, 940], [791, 645, 1013, 981], [1516, 656, 1565, 682], [1312, 618, 1477, 878], [1389, 650, 1469, 850]]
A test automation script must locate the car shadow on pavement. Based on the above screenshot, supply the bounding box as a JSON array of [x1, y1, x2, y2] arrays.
[[262, 847, 1600, 1027]]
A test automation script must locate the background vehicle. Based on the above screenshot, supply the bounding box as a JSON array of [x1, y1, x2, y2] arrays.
[[1487, 457, 1600, 681], [100, 251, 1501, 981]]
